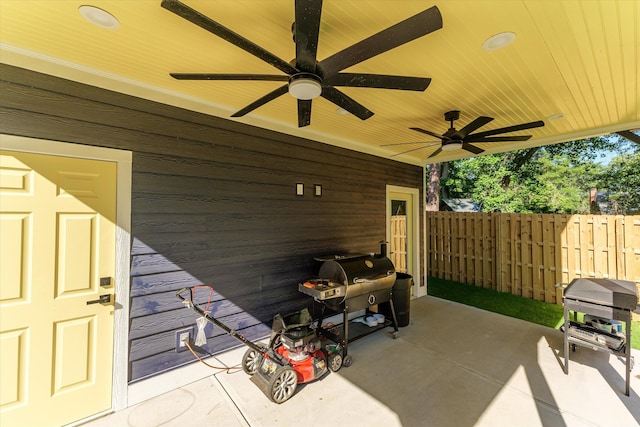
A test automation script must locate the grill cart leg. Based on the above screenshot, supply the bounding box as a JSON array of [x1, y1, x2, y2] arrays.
[[388, 299, 399, 338], [625, 314, 631, 396], [563, 304, 570, 374], [341, 304, 354, 367]]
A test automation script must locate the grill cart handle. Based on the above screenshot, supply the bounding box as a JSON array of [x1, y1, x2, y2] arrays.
[[353, 270, 395, 283]]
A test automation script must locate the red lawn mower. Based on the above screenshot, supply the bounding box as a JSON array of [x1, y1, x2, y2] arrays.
[[176, 287, 343, 403]]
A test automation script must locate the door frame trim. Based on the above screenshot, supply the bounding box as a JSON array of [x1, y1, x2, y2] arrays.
[[386, 185, 424, 297], [0, 134, 132, 412]]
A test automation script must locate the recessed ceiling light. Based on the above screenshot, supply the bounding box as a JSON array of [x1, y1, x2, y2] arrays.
[[79, 5, 120, 30], [546, 113, 565, 121], [482, 32, 516, 51]]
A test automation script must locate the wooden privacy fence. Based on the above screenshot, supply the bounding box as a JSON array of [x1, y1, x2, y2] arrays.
[[390, 215, 407, 273], [426, 212, 640, 304]]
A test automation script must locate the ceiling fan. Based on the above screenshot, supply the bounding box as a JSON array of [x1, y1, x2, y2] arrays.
[[161, 0, 443, 127], [382, 110, 545, 158]]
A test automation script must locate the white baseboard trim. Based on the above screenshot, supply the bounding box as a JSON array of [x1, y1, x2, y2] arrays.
[[127, 344, 249, 407]]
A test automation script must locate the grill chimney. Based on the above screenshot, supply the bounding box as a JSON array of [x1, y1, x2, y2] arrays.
[[379, 240, 388, 257]]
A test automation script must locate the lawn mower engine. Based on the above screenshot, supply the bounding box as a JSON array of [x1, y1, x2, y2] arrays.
[[276, 324, 326, 382]]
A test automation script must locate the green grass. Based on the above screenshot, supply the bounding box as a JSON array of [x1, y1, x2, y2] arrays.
[[427, 276, 639, 350]]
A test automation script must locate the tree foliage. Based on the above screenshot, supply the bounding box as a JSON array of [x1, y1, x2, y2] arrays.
[[439, 136, 639, 214], [596, 151, 640, 214]]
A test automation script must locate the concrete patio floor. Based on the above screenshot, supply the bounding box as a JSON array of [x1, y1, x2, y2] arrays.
[[84, 296, 639, 427]]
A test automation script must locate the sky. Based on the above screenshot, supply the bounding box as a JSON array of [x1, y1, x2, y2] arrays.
[[595, 134, 638, 165]]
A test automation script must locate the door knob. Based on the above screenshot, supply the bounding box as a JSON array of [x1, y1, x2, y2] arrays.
[[87, 294, 111, 305]]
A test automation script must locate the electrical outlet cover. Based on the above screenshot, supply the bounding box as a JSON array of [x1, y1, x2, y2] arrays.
[[175, 327, 193, 352]]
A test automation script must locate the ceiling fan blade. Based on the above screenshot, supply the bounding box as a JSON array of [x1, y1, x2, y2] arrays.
[[230, 85, 289, 117], [428, 147, 443, 158], [326, 73, 431, 91], [469, 120, 545, 139], [466, 135, 532, 143], [298, 99, 312, 127], [462, 143, 484, 155], [390, 144, 438, 157], [294, 0, 322, 73], [162, 0, 297, 76], [318, 6, 443, 77], [381, 141, 439, 147], [170, 73, 289, 81], [616, 130, 640, 145], [452, 116, 493, 140], [321, 87, 374, 120], [410, 127, 445, 140]]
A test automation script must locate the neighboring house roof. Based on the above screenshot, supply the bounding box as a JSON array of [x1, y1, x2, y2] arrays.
[[595, 191, 640, 215], [595, 191, 611, 214], [441, 198, 481, 212]]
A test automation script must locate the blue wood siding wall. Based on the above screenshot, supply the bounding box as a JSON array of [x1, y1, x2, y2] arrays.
[[0, 64, 424, 382]]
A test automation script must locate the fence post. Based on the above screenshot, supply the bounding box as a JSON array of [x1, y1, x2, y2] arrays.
[[615, 216, 625, 279], [495, 213, 503, 293]]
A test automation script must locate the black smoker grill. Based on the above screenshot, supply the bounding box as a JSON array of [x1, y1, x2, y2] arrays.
[[562, 278, 638, 396], [299, 244, 399, 366]]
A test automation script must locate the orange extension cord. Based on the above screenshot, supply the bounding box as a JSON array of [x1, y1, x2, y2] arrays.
[[184, 340, 243, 373]]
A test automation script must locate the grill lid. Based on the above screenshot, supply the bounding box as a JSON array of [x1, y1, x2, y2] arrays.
[[563, 278, 638, 310], [318, 254, 395, 285]]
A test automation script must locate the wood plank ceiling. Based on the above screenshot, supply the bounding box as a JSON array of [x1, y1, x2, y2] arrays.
[[1, 0, 638, 165]]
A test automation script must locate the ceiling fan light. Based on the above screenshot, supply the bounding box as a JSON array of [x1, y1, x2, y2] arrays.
[[441, 142, 463, 151], [79, 5, 120, 29], [482, 32, 516, 51], [288, 75, 322, 100]]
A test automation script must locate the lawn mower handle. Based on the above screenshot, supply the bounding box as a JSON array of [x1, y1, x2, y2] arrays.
[[175, 287, 266, 354]]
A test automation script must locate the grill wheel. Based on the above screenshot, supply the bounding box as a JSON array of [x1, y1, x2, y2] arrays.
[[327, 353, 343, 372]]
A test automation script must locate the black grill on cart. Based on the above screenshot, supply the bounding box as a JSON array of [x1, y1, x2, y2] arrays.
[[561, 278, 638, 396], [299, 244, 399, 366]]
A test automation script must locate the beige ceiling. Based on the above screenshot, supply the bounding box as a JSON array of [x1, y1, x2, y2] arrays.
[[1, 0, 638, 165]]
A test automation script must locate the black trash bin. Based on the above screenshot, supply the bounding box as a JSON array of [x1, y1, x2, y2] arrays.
[[380, 273, 412, 327]]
